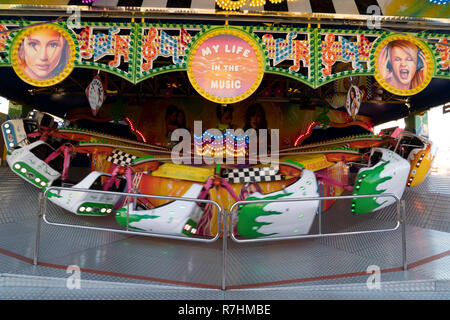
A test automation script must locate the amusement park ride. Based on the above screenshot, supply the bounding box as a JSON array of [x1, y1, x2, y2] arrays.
[[1, 110, 437, 239]]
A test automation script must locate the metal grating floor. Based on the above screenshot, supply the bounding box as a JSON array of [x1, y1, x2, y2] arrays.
[[0, 167, 449, 299]]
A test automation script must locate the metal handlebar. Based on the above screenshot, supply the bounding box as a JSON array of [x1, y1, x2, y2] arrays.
[[39, 185, 223, 245], [35, 185, 408, 283], [228, 193, 402, 243]]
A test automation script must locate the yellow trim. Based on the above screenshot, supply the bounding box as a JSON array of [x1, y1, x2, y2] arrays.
[[280, 154, 334, 172], [186, 28, 264, 104], [151, 163, 214, 183], [407, 146, 434, 187], [373, 35, 434, 96], [11, 24, 76, 87]]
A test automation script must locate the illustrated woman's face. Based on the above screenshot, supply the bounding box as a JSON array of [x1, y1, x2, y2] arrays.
[[168, 111, 178, 123], [22, 29, 64, 80], [250, 111, 262, 129], [177, 112, 185, 125], [221, 110, 232, 125], [390, 46, 417, 86]]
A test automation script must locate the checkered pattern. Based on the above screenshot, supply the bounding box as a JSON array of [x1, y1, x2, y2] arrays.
[[226, 166, 284, 184], [106, 149, 137, 167], [67, 0, 385, 16]]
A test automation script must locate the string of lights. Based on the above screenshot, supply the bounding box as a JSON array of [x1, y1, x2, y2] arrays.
[[193, 130, 250, 142]]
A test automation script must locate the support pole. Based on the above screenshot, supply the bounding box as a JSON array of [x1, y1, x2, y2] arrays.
[[401, 200, 407, 270], [33, 192, 44, 266], [318, 183, 323, 234], [221, 210, 228, 291]]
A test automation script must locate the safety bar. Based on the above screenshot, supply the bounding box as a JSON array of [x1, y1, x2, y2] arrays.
[[34, 186, 223, 265], [221, 193, 406, 290], [42, 185, 223, 242], [34, 186, 408, 285], [229, 193, 402, 243]]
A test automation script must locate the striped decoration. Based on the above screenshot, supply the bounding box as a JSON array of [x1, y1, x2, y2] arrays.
[[106, 149, 137, 166], [67, 0, 384, 15], [225, 166, 284, 184]]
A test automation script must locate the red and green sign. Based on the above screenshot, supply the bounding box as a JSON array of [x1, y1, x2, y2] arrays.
[[0, 21, 449, 98]]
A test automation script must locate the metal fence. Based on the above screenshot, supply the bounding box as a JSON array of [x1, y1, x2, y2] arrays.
[[223, 193, 406, 290], [33, 186, 224, 265], [34, 187, 407, 291]]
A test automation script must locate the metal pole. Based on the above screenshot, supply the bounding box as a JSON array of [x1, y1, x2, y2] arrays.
[[318, 183, 323, 235], [33, 192, 43, 266], [222, 210, 227, 291], [401, 200, 407, 271], [126, 196, 130, 232]]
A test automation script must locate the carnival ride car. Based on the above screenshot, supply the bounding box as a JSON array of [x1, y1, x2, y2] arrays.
[[1, 113, 437, 238], [351, 147, 410, 215], [5, 139, 63, 189], [393, 130, 437, 187], [47, 171, 128, 216], [115, 183, 207, 236]]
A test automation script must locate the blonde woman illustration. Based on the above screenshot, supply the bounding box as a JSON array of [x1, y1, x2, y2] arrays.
[[378, 40, 426, 91]]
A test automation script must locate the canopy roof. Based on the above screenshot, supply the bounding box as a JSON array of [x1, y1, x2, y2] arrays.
[[1, 0, 449, 19]]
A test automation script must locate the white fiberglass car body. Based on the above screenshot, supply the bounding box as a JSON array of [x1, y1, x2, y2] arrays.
[[47, 171, 127, 216], [6, 140, 62, 189], [115, 183, 205, 237], [236, 169, 320, 238], [352, 148, 410, 214]]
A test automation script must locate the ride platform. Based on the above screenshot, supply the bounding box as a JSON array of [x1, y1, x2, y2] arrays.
[[0, 167, 449, 299]]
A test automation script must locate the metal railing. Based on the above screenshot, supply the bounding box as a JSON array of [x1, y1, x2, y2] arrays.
[[34, 187, 408, 291], [229, 193, 403, 242], [226, 193, 407, 275], [33, 186, 223, 265]]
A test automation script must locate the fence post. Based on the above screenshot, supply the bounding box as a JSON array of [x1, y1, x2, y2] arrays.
[[222, 210, 227, 291], [318, 183, 323, 234], [401, 200, 407, 270], [33, 192, 44, 266]]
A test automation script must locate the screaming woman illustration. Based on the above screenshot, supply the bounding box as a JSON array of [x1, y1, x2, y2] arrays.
[[378, 40, 426, 91], [17, 28, 70, 81]]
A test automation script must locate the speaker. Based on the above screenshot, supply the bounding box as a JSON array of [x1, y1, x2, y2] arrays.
[[416, 49, 424, 70]]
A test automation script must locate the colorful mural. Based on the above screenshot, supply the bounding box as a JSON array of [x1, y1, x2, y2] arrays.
[[374, 35, 434, 96], [1, 21, 449, 90], [10, 24, 76, 86]]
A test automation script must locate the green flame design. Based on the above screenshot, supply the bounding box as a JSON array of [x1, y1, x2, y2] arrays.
[[236, 192, 293, 238], [353, 161, 392, 214], [115, 208, 159, 231]]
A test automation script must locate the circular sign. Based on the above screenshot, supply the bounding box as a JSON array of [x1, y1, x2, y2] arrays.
[[187, 28, 264, 104], [374, 35, 434, 96], [11, 24, 76, 87], [86, 75, 105, 116], [346, 85, 361, 120]]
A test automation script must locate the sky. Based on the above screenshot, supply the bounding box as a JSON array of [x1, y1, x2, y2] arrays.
[[0, 96, 8, 115], [374, 118, 405, 133], [373, 104, 450, 152], [428, 104, 450, 151]]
